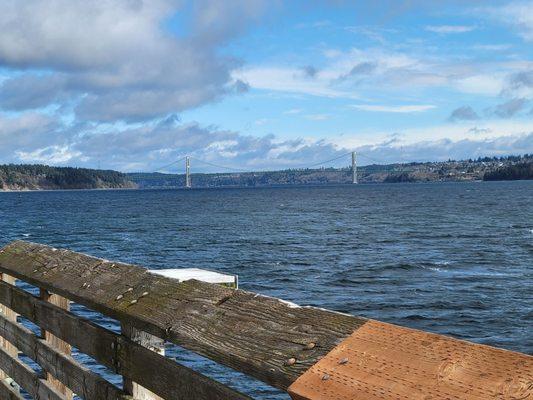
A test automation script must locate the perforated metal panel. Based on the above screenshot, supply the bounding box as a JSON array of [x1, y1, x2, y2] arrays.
[[288, 320, 533, 400]]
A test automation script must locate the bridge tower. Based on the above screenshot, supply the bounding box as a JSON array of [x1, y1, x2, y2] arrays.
[[352, 151, 358, 184], [185, 156, 191, 188]]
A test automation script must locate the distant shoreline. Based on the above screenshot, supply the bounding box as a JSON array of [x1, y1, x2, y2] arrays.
[[0, 186, 138, 193], [2, 179, 532, 193], [2, 157, 531, 192]]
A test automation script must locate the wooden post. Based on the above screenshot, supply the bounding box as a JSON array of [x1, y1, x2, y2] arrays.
[[0, 274, 18, 391], [40, 289, 73, 399], [121, 322, 164, 400], [120, 268, 237, 399]]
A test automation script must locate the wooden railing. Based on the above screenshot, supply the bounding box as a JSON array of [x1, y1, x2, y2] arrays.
[[0, 240, 530, 400]]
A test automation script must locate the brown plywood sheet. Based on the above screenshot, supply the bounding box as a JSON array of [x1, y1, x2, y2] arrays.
[[288, 320, 533, 400]]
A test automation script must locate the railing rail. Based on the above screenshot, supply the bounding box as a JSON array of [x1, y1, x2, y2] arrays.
[[0, 241, 364, 390], [0, 240, 531, 400]]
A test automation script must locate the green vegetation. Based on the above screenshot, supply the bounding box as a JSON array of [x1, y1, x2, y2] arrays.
[[2, 154, 532, 191], [129, 168, 353, 188], [129, 154, 533, 188], [0, 164, 136, 190], [383, 172, 416, 183], [483, 161, 533, 181]]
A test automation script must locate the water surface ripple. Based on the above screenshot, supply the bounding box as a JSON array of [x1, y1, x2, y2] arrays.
[[1, 181, 531, 398]]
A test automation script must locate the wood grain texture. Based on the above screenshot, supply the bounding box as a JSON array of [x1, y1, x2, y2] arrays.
[[0, 379, 24, 400], [0, 280, 252, 400], [0, 241, 367, 390], [121, 322, 164, 400], [0, 345, 67, 400], [0, 311, 129, 400], [40, 289, 74, 400], [288, 320, 533, 400], [0, 274, 18, 383]]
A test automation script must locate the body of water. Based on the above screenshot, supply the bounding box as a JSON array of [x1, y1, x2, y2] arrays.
[[0, 181, 532, 398]]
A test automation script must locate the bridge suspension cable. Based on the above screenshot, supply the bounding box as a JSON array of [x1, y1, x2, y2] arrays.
[[148, 150, 400, 188], [152, 151, 361, 175], [189, 157, 252, 173], [357, 153, 384, 164], [152, 156, 188, 173], [291, 151, 354, 169], [191, 151, 356, 173]]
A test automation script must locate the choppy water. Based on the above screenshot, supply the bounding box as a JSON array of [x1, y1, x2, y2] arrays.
[[0, 181, 532, 398]]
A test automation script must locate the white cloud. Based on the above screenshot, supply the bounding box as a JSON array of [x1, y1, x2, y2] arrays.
[[503, 69, 533, 98], [485, 1, 533, 42], [328, 119, 533, 152], [425, 25, 476, 34], [351, 133, 533, 164], [236, 66, 358, 98], [472, 44, 512, 51], [0, 0, 269, 122], [254, 118, 270, 126], [1, 1, 531, 172], [238, 45, 527, 100], [305, 114, 330, 120], [0, 112, 63, 151], [16, 146, 82, 164], [2, 111, 532, 171], [449, 106, 479, 121], [452, 74, 505, 96], [296, 20, 331, 29], [351, 104, 436, 113], [283, 108, 303, 115]]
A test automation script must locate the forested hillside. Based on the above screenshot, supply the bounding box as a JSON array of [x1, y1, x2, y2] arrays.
[[483, 161, 533, 181], [0, 164, 136, 190], [130, 154, 533, 188]]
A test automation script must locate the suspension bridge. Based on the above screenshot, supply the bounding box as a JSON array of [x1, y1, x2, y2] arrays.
[[150, 151, 388, 188]]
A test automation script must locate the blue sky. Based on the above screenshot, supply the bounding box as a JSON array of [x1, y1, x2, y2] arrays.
[[0, 0, 532, 172]]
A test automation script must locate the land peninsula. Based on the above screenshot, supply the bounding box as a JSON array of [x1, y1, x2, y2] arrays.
[[0, 164, 136, 191]]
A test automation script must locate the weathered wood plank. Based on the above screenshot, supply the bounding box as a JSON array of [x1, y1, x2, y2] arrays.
[[0, 311, 128, 400], [0, 379, 24, 400], [0, 241, 366, 390], [0, 281, 252, 400], [40, 288, 74, 400], [121, 322, 164, 400], [0, 345, 67, 400], [0, 273, 18, 384], [288, 320, 533, 400]]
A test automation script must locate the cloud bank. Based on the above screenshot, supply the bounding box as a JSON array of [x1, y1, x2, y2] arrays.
[[2, 111, 531, 172], [0, 1, 531, 171], [0, 0, 266, 122]]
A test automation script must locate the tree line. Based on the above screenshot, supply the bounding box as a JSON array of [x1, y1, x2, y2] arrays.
[[483, 162, 533, 181], [0, 164, 135, 190]]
